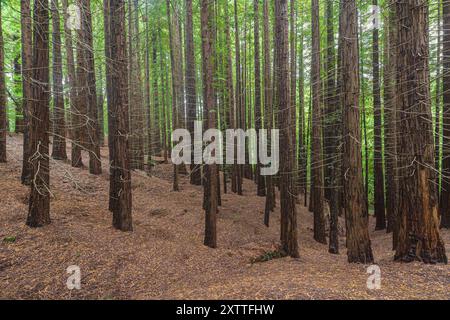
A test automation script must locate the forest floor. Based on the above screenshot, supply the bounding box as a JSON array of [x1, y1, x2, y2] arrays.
[[0, 134, 449, 300]]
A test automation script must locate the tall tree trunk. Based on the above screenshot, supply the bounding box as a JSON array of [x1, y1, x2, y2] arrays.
[[440, 0, 450, 229], [185, 0, 202, 186], [311, 0, 327, 244], [103, 0, 118, 212], [62, 0, 82, 168], [129, 0, 144, 170], [289, 0, 297, 196], [14, 56, 24, 133], [201, 0, 218, 249], [276, 0, 299, 258], [263, 0, 275, 225], [395, 0, 447, 263], [50, 0, 67, 161], [234, 0, 243, 195], [166, 0, 182, 191], [326, 0, 339, 254], [109, 0, 132, 231], [97, 65, 104, 147], [372, 0, 386, 230], [0, 1, 6, 164], [20, 0, 33, 183], [341, 0, 373, 264], [254, 0, 266, 197], [27, 0, 51, 227], [77, 0, 101, 175], [144, 0, 152, 174], [435, 0, 442, 197], [383, 1, 398, 243], [298, 8, 306, 201]]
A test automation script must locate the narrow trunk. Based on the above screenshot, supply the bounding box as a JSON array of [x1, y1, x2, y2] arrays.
[[311, 0, 327, 244], [0, 1, 6, 163], [185, 0, 202, 186], [20, 0, 33, 183], [50, 0, 68, 161], [341, 0, 373, 264]]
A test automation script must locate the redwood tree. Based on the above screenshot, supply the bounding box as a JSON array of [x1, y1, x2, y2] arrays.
[[341, 0, 373, 264], [311, 0, 326, 244], [394, 0, 447, 263], [50, 0, 67, 161], [0, 1, 5, 164], [27, 0, 51, 227], [440, 0, 450, 229], [20, 0, 33, 183], [372, 0, 386, 231], [276, 0, 299, 258], [201, 0, 218, 248], [109, 0, 133, 231], [185, 0, 202, 186]]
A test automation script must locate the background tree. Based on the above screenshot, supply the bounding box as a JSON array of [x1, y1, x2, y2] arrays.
[[341, 0, 373, 264], [50, 0, 67, 161], [0, 0, 6, 164], [311, 0, 326, 244]]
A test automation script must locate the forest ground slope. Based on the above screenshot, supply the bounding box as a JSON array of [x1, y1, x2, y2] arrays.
[[0, 134, 448, 299]]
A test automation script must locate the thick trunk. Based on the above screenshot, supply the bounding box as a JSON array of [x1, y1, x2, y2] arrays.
[[440, 0, 450, 229], [395, 0, 447, 263]]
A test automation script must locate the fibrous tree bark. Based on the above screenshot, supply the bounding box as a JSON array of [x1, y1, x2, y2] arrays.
[[311, 0, 327, 244], [341, 0, 373, 264], [109, 0, 132, 231], [20, 0, 33, 183], [440, 0, 450, 229], [77, 0, 101, 175], [372, 0, 386, 231], [27, 0, 51, 227], [62, 0, 82, 168], [383, 1, 398, 241], [201, 0, 218, 249], [129, 0, 145, 171], [50, 0, 68, 161], [276, 0, 299, 258], [0, 1, 6, 164], [185, 0, 202, 186], [394, 0, 447, 263], [325, 0, 339, 254], [254, 0, 266, 197]]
